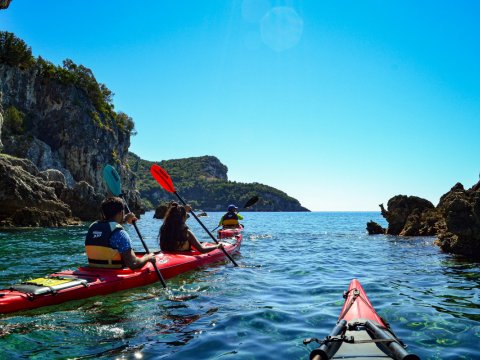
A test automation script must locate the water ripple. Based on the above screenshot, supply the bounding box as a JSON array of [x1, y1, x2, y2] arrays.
[[1, 212, 479, 359]]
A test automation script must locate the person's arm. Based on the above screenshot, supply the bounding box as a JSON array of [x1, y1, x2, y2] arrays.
[[122, 249, 155, 270], [112, 228, 155, 270], [236, 213, 244, 220], [218, 214, 224, 226], [186, 229, 222, 254]]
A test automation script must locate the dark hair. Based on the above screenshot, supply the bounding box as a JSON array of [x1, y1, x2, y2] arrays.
[[158, 202, 189, 251], [101, 197, 124, 219]]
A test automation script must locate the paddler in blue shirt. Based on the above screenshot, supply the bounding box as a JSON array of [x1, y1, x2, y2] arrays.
[[218, 204, 244, 228], [85, 197, 155, 269]]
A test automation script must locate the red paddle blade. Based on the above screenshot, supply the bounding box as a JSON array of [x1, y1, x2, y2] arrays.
[[150, 164, 175, 193]]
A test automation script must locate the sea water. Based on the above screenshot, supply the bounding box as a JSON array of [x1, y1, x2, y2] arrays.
[[0, 212, 479, 359]]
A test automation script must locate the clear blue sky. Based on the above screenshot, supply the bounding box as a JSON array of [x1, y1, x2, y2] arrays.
[[2, 1, 479, 211]]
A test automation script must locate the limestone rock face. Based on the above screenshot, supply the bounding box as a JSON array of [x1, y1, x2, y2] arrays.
[[0, 61, 141, 224], [39, 168, 67, 184], [60, 181, 104, 221], [0, 155, 78, 226], [0, 63, 131, 191]]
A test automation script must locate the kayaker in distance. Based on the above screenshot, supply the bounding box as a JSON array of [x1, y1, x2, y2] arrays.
[[218, 204, 244, 228], [159, 202, 222, 253], [85, 197, 156, 269]]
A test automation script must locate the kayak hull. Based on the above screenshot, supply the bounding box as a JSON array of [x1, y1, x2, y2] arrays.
[[309, 279, 420, 360], [218, 227, 243, 239], [0, 235, 241, 315]]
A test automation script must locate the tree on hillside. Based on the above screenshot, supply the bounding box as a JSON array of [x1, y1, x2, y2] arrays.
[[0, 31, 35, 68]]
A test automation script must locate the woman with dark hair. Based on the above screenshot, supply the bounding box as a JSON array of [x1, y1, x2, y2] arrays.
[[159, 202, 222, 253]]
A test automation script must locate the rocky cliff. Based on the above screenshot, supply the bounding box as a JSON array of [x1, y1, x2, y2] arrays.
[[0, 62, 133, 191], [0, 32, 139, 225], [369, 180, 480, 259]]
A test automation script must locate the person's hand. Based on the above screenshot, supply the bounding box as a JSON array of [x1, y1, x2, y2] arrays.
[[123, 212, 137, 224], [185, 204, 192, 213], [146, 253, 156, 263], [217, 243, 224, 249]]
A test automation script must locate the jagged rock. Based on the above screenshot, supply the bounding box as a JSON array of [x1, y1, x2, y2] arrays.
[[39, 168, 67, 184], [153, 204, 169, 219], [400, 208, 440, 236], [434, 182, 480, 259], [366, 221, 385, 235], [60, 181, 104, 221], [11, 207, 79, 227], [380, 196, 435, 235], [374, 181, 480, 259], [0, 154, 75, 226]]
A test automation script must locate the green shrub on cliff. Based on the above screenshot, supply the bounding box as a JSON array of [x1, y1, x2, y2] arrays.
[[0, 31, 35, 69], [1, 32, 137, 138], [3, 106, 25, 134], [115, 112, 136, 135], [36, 57, 115, 120], [62, 59, 115, 118]]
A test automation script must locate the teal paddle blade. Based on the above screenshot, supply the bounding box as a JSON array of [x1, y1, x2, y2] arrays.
[[103, 165, 122, 196]]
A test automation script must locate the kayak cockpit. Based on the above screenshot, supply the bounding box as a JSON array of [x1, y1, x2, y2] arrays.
[[307, 319, 420, 360], [306, 279, 421, 360]]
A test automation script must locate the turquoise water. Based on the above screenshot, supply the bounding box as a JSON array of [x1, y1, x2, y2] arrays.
[[0, 212, 479, 359]]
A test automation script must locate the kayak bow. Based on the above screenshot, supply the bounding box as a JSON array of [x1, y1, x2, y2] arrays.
[[217, 227, 243, 240], [307, 279, 420, 360], [0, 234, 242, 315]]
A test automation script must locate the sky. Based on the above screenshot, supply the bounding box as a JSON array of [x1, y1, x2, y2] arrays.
[[1, 1, 479, 211]]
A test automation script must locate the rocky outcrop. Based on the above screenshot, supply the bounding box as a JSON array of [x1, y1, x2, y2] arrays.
[[379, 196, 437, 235], [59, 181, 105, 221], [0, 154, 79, 226], [366, 221, 385, 235], [434, 182, 480, 258], [374, 181, 480, 259], [153, 203, 169, 219]]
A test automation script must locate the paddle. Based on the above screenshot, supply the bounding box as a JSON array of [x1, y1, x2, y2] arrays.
[[211, 195, 259, 232], [150, 164, 239, 267], [102, 165, 168, 288]]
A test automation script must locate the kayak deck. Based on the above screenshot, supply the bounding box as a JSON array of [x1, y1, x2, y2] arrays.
[[0, 235, 241, 315], [308, 279, 420, 360]]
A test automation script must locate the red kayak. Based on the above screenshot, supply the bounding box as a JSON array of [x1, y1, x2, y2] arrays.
[[0, 234, 241, 315], [218, 227, 243, 239], [307, 279, 420, 360]]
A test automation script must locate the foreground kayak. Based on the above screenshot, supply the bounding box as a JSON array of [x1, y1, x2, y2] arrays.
[[0, 234, 241, 315], [307, 279, 420, 360]]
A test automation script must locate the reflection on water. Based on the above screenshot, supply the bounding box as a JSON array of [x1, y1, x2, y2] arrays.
[[1, 212, 479, 359]]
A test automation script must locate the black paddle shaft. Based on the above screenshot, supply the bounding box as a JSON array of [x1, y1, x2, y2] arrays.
[[121, 195, 168, 288], [173, 191, 239, 267]]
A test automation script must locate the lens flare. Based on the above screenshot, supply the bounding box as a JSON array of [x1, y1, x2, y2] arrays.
[[261, 6, 303, 52]]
